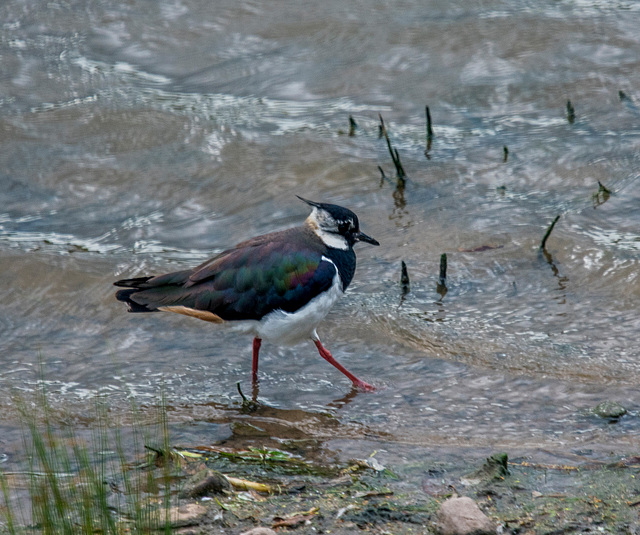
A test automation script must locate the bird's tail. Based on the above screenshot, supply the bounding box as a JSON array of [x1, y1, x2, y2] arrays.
[[114, 277, 157, 313]]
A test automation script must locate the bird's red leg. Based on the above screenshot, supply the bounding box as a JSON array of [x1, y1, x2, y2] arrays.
[[313, 339, 375, 392], [252, 337, 262, 385]]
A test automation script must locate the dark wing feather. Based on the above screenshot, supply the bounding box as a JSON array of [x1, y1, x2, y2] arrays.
[[114, 230, 337, 321]]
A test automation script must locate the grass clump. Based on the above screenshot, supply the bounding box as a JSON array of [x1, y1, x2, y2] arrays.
[[0, 382, 177, 534]]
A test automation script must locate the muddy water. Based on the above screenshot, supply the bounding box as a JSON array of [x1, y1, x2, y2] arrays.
[[1, 0, 640, 475]]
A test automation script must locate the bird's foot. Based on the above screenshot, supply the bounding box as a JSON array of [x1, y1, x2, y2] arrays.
[[353, 380, 376, 392]]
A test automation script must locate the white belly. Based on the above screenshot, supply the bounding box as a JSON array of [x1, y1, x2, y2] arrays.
[[232, 262, 344, 345]]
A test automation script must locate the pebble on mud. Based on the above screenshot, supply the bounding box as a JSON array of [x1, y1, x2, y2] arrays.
[[178, 467, 231, 498], [239, 528, 277, 535], [158, 503, 208, 528], [436, 496, 496, 535]]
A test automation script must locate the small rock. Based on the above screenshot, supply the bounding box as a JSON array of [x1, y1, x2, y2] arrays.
[[436, 496, 496, 535], [591, 401, 627, 420], [178, 468, 231, 498], [162, 503, 208, 528], [239, 528, 277, 535]]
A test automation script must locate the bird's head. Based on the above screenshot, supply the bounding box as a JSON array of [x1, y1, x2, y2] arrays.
[[298, 196, 380, 250]]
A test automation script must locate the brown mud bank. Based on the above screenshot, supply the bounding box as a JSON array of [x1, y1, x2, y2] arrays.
[[2, 394, 638, 534], [137, 439, 640, 534]]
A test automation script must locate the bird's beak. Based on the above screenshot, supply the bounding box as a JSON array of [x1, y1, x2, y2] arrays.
[[356, 231, 380, 246]]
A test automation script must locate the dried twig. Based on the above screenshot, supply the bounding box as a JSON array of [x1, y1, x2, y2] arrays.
[[400, 261, 410, 292], [426, 105, 434, 138], [226, 475, 276, 493], [439, 253, 447, 286], [597, 181, 611, 195], [378, 113, 406, 179], [348, 115, 357, 136], [424, 106, 434, 158], [566, 100, 575, 124], [540, 215, 561, 250], [436, 253, 448, 298]]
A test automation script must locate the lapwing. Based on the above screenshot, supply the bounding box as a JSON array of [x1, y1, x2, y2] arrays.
[[114, 197, 380, 391]]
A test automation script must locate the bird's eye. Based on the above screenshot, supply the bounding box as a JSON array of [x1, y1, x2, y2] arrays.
[[338, 222, 350, 234]]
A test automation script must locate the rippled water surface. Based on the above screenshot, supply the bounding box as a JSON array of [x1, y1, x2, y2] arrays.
[[1, 0, 639, 473]]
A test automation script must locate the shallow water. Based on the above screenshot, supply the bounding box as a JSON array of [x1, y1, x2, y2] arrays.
[[1, 0, 639, 476]]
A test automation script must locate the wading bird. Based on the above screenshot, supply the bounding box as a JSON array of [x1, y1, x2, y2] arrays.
[[114, 197, 379, 391]]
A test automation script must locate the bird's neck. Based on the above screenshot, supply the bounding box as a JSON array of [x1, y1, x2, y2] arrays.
[[324, 246, 357, 291]]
